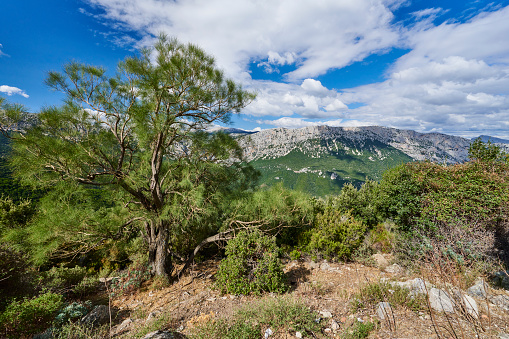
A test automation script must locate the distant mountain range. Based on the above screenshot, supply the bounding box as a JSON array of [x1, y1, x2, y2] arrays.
[[233, 126, 508, 196], [474, 135, 509, 144]]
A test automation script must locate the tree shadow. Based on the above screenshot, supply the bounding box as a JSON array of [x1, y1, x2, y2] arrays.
[[285, 263, 312, 291]]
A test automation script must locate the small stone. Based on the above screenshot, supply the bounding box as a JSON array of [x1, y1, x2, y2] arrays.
[[324, 328, 332, 333], [467, 279, 489, 299], [146, 312, 157, 322], [372, 253, 389, 268], [331, 319, 340, 331], [142, 330, 175, 339], [385, 264, 404, 274], [81, 305, 109, 327], [308, 261, 319, 269], [117, 318, 132, 331], [320, 262, 331, 271], [264, 328, 273, 338], [462, 294, 479, 318], [206, 297, 216, 302], [428, 288, 455, 313], [376, 302, 393, 320], [295, 331, 303, 338], [319, 311, 333, 318], [490, 294, 509, 311]]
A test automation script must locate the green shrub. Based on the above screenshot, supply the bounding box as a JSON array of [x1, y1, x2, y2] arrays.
[[351, 281, 426, 313], [110, 260, 151, 297], [72, 276, 99, 297], [307, 209, 366, 260], [289, 249, 302, 260], [215, 229, 288, 295], [191, 296, 321, 339], [0, 291, 64, 337], [0, 243, 35, 310], [342, 320, 377, 339], [38, 265, 88, 293], [54, 301, 92, 325]]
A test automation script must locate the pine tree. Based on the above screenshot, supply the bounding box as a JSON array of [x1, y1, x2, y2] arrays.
[[0, 35, 256, 277]]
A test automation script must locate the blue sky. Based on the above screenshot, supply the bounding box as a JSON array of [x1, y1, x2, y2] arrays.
[[1, 0, 509, 139]]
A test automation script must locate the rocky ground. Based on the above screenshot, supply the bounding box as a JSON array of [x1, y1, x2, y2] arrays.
[[89, 256, 509, 339]]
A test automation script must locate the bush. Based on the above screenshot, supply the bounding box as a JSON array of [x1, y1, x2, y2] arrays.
[[37, 265, 88, 294], [307, 208, 366, 261], [110, 260, 151, 297], [351, 281, 426, 313], [0, 291, 64, 338], [215, 229, 288, 295], [0, 243, 34, 310], [54, 301, 92, 325], [191, 296, 321, 339]]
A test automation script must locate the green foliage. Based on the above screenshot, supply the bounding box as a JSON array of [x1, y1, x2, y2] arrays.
[[289, 249, 302, 260], [341, 320, 377, 339], [0, 195, 35, 233], [468, 137, 508, 163], [249, 137, 412, 197], [4, 182, 133, 267], [1, 35, 256, 277], [368, 222, 396, 254], [226, 184, 316, 247], [54, 301, 92, 325], [307, 207, 367, 261], [351, 281, 426, 313], [35, 265, 100, 298], [215, 229, 288, 295], [0, 243, 34, 310], [335, 180, 381, 227], [110, 260, 151, 297], [191, 296, 321, 339], [0, 291, 64, 338], [376, 163, 425, 231]]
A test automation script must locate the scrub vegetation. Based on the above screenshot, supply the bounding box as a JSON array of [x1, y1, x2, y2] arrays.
[[0, 37, 508, 338]]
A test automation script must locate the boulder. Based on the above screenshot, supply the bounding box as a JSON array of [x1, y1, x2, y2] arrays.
[[428, 288, 455, 313], [372, 253, 389, 268], [81, 305, 109, 327], [376, 302, 393, 320], [142, 330, 176, 339], [384, 264, 404, 274], [467, 279, 489, 299], [490, 294, 509, 311]]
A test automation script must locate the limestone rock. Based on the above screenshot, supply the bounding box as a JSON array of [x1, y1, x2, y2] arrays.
[[376, 302, 393, 320], [467, 279, 489, 298], [319, 311, 332, 318], [384, 264, 403, 274], [490, 294, 509, 311], [372, 253, 389, 268], [428, 288, 455, 313], [142, 330, 176, 339], [81, 305, 109, 327], [461, 294, 479, 318]]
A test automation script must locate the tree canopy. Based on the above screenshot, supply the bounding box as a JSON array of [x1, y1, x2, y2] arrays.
[[0, 35, 256, 277]]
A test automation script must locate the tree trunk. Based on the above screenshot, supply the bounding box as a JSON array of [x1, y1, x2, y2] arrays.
[[147, 220, 172, 277]]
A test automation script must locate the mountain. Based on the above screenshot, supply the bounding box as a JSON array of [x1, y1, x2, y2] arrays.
[[474, 135, 509, 144], [237, 126, 472, 196]]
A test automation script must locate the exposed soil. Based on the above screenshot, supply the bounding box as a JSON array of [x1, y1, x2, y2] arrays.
[[105, 258, 509, 338]]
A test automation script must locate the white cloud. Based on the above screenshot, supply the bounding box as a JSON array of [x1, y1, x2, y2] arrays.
[[0, 44, 8, 57], [334, 6, 509, 138], [244, 79, 348, 119], [257, 117, 373, 129], [82, 1, 509, 138], [84, 0, 401, 81], [0, 85, 29, 98]]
